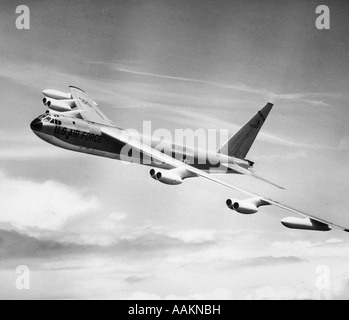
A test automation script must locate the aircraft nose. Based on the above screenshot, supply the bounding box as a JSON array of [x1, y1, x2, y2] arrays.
[[30, 118, 43, 131]]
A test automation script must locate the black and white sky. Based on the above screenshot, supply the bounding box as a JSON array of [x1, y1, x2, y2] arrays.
[[1, 0, 349, 299]]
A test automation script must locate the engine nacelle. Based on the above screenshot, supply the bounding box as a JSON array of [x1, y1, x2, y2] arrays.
[[281, 217, 331, 232], [42, 89, 72, 100], [226, 197, 269, 215], [150, 169, 183, 185], [43, 98, 76, 112]]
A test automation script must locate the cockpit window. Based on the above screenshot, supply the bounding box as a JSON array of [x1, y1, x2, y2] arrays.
[[39, 115, 63, 125]]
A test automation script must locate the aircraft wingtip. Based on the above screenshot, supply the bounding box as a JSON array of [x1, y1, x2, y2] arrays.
[[69, 86, 86, 93]]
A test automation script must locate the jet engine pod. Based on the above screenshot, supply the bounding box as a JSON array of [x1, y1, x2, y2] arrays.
[[149, 169, 183, 185], [43, 98, 76, 112], [281, 217, 331, 231], [226, 197, 270, 215], [226, 199, 258, 214], [42, 89, 72, 100]]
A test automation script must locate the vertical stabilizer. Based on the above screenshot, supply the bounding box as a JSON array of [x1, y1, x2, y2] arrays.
[[218, 103, 273, 159]]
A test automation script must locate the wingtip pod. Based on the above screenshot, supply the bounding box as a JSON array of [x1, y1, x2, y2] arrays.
[[281, 217, 331, 232], [42, 89, 72, 100]]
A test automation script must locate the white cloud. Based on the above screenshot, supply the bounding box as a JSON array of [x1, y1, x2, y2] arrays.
[[169, 229, 217, 244], [127, 288, 234, 300], [76, 212, 131, 246], [269, 239, 349, 263], [259, 150, 308, 162], [91, 63, 268, 96], [246, 271, 349, 300], [0, 134, 81, 160], [0, 171, 99, 231], [0, 144, 79, 160], [127, 292, 162, 300], [90, 61, 343, 113], [166, 288, 234, 300], [109, 212, 128, 221], [326, 238, 344, 244], [161, 108, 335, 152], [246, 285, 311, 300], [96, 212, 128, 232]]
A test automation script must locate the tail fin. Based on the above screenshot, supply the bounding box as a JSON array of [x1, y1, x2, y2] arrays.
[[218, 103, 274, 159]]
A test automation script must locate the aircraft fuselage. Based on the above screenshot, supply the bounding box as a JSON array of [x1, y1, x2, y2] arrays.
[[30, 112, 245, 174]]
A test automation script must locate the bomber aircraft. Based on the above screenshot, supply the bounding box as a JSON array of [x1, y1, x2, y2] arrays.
[[30, 86, 348, 233]]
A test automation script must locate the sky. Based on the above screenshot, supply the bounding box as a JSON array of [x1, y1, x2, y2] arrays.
[[1, 0, 349, 300]]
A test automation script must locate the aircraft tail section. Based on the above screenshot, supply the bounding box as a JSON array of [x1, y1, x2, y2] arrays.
[[218, 103, 274, 159]]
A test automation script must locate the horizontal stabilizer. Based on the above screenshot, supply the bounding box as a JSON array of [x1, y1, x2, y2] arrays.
[[222, 163, 285, 190]]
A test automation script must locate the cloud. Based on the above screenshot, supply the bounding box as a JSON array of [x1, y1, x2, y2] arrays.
[[247, 271, 349, 300], [236, 256, 304, 268], [247, 285, 311, 300], [88, 61, 269, 96], [1, 225, 347, 300], [127, 288, 234, 300], [338, 136, 349, 151], [332, 277, 349, 300], [169, 229, 217, 244], [259, 150, 308, 161], [270, 93, 343, 108], [124, 276, 149, 284], [89, 61, 344, 111], [127, 292, 162, 300], [0, 226, 217, 268], [270, 239, 349, 260], [95, 212, 129, 234], [0, 229, 91, 261], [158, 107, 336, 152], [116, 231, 215, 252], [0, 221, 218, 262], [0, 136, 81, 160], [165, 288, 234, 300], [325, 239, 344, 244], [257, 132, 336, 151], [0, 171, 99, 231]]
